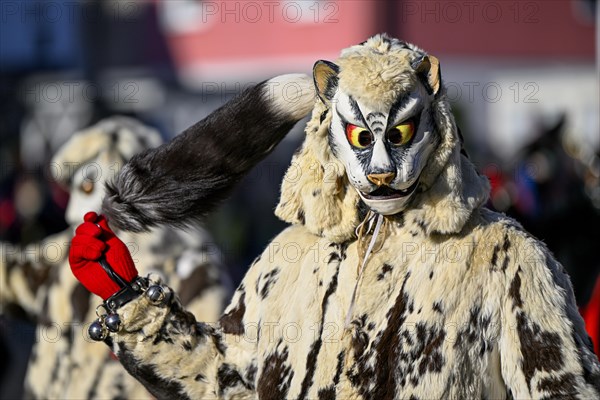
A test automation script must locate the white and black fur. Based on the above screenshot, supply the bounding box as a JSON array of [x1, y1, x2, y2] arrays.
[[102, 74, 315, 232], [94, 34, 600, 400]]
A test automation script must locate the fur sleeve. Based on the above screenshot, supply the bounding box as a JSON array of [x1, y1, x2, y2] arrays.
[[498, 230, 600, 398], [109, 256, 265, 399]]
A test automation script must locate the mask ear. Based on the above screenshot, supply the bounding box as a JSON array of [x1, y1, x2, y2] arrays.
[[313, 60, 340, 105], [412, 55, 441, 96]]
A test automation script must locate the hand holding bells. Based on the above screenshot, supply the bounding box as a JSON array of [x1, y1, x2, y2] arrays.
[[69, 212, 167, 341]]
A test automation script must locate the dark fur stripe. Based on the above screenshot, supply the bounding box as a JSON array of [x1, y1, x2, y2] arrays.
[[178, 265, 219, 306], [217, 363, 252, 396], [220, 291, 246, 335], [103, 80, 304, 232], [317, 350, 346, 399], [117, 342, 192, 400], [257, 344, 294, 399], [71, 283, 91, 322], [298, 243, 346, 399]]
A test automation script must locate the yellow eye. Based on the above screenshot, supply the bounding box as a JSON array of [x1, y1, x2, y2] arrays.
[[346, 124, 373, 149], [387, 121, 415, 146], [80, 180, 94, 194]]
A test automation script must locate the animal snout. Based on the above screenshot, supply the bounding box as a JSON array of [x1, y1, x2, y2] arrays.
[[367, 172, 396, 187]]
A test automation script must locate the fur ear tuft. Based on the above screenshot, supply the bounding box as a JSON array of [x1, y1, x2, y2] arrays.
[[275, 102, 360, 242]]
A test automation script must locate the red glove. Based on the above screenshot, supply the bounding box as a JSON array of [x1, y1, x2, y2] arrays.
[[69, 212, 138, 300]]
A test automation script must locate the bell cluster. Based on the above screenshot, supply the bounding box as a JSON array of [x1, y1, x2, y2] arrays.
[[88, 278, 169, 342]]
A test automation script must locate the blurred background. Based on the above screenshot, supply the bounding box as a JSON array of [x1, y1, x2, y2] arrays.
[[0, 0, 598, 397]]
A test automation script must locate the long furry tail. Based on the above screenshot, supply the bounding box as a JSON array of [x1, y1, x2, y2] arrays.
[[103, 74, 315, 232]]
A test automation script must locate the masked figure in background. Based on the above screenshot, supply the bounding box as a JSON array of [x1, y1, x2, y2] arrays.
[[1, 117, 233, 399], [69, 36, 600, 399]]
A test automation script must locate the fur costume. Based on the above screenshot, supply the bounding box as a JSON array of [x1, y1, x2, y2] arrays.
[[81, 37, 600, 399], [0, 117, 232, 399]]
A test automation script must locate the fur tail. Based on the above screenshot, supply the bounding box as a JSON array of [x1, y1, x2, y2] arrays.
[[102, 74, 315, 232]]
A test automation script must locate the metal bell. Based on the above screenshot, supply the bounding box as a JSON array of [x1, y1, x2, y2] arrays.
[[88, 320, 107, 341], [105, 313, 121, 332], [146, 285, 165, 304]]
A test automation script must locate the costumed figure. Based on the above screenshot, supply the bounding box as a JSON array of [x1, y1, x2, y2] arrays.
[[1, 117, 232, 399], [69, 36, 600, 399]]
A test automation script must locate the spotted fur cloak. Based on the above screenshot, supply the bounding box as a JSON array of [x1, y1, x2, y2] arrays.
[[102, 36, 600, 399]]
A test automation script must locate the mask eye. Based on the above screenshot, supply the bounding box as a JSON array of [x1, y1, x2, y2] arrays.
[[80, 180, 94, 194], [346, 123, 373, 149], [387, 120, 415, 146]]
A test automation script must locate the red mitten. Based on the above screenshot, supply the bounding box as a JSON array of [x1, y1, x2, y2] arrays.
[[69, 212, 139, 300]]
